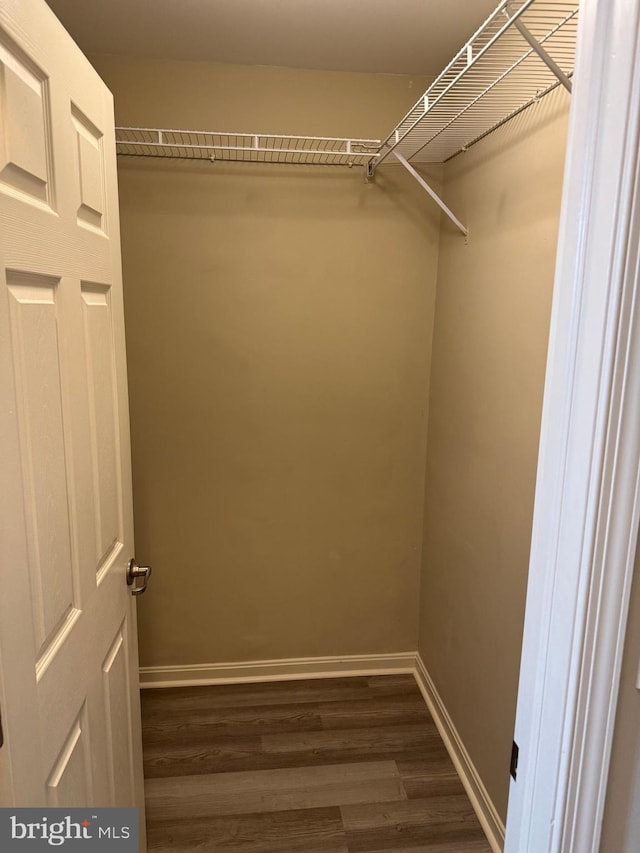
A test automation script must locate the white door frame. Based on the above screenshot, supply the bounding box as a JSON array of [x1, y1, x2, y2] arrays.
[[505, 0, 640, 851]]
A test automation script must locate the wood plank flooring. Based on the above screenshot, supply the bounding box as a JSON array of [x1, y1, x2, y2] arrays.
[[141, 674, 492, 852]]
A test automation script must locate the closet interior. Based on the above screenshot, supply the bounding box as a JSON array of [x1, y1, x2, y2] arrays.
[[52, 0, 579, 847]]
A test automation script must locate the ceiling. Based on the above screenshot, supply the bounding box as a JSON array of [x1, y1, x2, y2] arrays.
[[45, 0, 500, 77]]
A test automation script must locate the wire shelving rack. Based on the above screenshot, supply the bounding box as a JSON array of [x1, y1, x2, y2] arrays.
[[114, 0, 580, 233], [115, 128, 381, 167], [375, 0, 578, 168]]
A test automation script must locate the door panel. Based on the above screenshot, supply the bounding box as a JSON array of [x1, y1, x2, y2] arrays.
[[6, 270, 78, 657], [0, 38, 52, 207], [81, 281, 122, 576], [46, 706, 92, 808], [102, 625, 135, 807], [0, 0, 146, 844], [71, 106, 106, 233]]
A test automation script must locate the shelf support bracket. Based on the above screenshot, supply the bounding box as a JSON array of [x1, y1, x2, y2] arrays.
[[364, 159, 375, 183], [393, 151, 468, 237], [507, 5, 572, 93]]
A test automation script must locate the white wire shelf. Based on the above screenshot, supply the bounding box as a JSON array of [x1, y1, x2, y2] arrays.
[[115, 0, 578, 179], [375, 0, 579, 168], [115, 128, 381, 167]]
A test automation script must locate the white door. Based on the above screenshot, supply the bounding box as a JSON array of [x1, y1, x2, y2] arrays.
[[0, 0, 147, 837]]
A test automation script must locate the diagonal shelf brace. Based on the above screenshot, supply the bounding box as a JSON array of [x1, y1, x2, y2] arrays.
[[506, 3, 572, 92], [393, 151, 468, 236]]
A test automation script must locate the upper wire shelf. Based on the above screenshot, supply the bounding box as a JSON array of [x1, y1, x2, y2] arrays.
[[114, 0, 579, 178], [375, 0, 579, 168], [115, 128, 381, 167]]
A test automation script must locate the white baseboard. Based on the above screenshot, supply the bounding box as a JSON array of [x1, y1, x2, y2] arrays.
[[138, 651, 416, 688], [414, 652, 505, 853], [139, 650, 504, 852]]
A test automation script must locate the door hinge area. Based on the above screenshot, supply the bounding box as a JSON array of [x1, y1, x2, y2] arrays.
[[510, 740, 519, 780]]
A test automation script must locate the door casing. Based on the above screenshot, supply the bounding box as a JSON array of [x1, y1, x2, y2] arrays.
[[506, 0, 640, 850]]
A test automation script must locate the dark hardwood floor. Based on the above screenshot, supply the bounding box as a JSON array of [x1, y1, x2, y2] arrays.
[[141, 674, 492, 852]]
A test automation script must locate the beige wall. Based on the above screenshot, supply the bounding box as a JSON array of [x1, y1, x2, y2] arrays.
[[93, 53, 574, 825], [92, 55, 442, 668], [418, 89, 571, 821], [600, 534, 640, 852]]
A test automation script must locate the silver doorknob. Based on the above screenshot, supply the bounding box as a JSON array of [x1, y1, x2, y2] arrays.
[[127, 559, 152, 596]]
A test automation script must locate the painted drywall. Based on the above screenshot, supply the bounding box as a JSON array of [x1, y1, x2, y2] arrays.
[[418, 88, 571, 821], [91, 55, 442, 668], [600, 534, 640, 852]]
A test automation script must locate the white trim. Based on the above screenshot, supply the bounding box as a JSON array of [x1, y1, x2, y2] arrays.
[[505, 1, 640, 851], [414, 654, 505, 853], [139, 651, 416, 688]]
